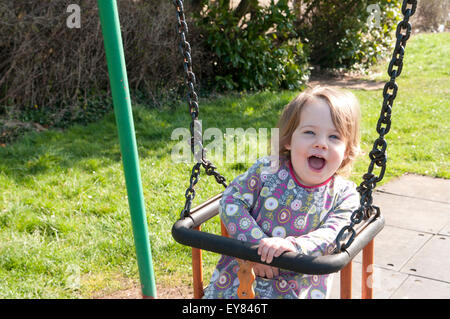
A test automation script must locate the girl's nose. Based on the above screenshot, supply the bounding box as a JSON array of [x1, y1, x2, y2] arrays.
[[313, 135, 328, 150]]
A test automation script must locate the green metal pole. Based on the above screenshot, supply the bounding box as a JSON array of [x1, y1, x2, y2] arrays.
[[97, 0, 156, 298]]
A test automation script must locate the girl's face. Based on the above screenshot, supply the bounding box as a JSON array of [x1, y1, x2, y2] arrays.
[[286, 98, 347, 187]]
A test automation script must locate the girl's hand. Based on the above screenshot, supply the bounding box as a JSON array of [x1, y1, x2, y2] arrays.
[[253, 263, 279, 279], [257, 237, 297, 264]]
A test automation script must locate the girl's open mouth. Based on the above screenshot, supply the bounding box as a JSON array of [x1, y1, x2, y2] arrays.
[[308, 156, 326, 171]]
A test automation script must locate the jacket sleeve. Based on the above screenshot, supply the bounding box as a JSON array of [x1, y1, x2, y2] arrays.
[[219, 158, 272, 244], [286, 181, 360, 256]]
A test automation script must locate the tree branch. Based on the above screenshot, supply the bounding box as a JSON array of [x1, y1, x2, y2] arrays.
[[295, 0, 321, 27], [233, 0, 258, 20]]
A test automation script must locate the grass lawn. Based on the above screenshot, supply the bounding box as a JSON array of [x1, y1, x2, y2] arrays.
[[0, 32, 448, 298]]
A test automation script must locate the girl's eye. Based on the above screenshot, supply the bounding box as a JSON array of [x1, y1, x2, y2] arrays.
[[304, 130, 314, 135], [330, 134, 341, 140]]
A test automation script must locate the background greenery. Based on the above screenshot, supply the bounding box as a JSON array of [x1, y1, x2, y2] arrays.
[[2, 0, 447, 144], [0, 0, 405, 136], [0, 32, 448, 298]]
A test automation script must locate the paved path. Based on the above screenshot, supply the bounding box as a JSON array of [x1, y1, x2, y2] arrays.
[[330, 174, 450, 299]]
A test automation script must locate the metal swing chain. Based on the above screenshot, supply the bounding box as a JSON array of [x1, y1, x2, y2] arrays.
[[335, 0, 417, 251], [173, 0, 227, 218]]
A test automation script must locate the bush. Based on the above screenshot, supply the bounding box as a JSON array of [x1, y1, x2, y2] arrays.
[[0, 0, 408, 140], [0, 0, 210, 128], [295, 0, 402, 70], [194, 0, 310, 91], [193, 0, 402, 89]]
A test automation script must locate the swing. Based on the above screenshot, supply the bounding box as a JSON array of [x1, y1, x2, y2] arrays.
[[171, 0, 417, 299]]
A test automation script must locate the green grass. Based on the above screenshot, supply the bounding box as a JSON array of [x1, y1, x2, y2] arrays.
[[360, 32, 449, 179], [0, 33, 448, 298]]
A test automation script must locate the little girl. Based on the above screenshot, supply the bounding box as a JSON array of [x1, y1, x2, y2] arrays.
[[203, 86, 361, 299]]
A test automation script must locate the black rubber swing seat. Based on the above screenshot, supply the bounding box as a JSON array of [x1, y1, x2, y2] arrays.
[[172, 193, 385, 275]]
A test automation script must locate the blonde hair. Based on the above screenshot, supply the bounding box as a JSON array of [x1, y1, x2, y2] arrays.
[[276, 86, 361, 176]]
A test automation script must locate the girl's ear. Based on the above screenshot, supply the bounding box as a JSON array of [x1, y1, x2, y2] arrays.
[[345, 144, 350, 158], [341, 144, 352, 168], [285, 144, 291, 151]]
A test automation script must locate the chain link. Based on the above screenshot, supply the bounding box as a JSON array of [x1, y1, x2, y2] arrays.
[[173, 0, 227, 218], [336, 0, 417, 251]]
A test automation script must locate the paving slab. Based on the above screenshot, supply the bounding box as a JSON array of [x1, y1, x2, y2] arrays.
[[329, 262, 409, 299], [372, 192, 450, 234], [377, 174, 450, 203], [389, 276, 450, 299], [401, 235, 450, 283], [330, 174, 450, 299], [438, 222, 450, 236], [353, 225, 432, 271]]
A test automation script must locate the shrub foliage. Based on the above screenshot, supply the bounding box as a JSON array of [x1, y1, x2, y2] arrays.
[[195, 0, 310, 91], [194, 0, 401, 88], [0, 0, 209, 127], [295, 0, 401, 69], [0, 0, 404, 134]]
